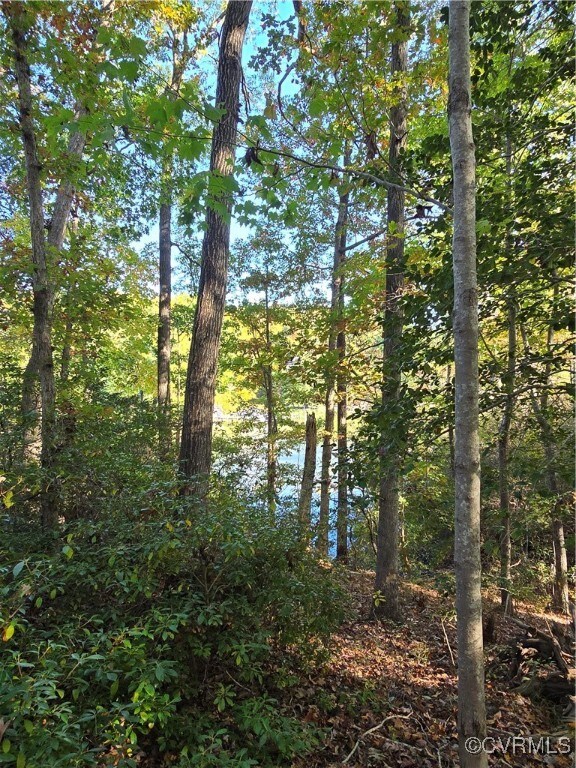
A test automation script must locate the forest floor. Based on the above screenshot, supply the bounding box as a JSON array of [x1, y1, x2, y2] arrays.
[[289, 570, 574, 768]]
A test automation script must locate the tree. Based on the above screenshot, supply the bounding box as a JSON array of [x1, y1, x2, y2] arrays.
[[374, 1, 410, 619], [5, 4, 59, 527], [448, 2, 487, 765], [179, 0, 252, 491], [298, 412, 317, 537]]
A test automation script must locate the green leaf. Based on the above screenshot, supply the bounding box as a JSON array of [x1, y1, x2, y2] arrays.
[[23, 721, 33, 735], [119, 60, 139, 82], [62, 545, 74, 559], [17, 752, 26, 768], [2, 739, 11, 754], [128, 36, 148, 57], [146, 101, 168, 127], [13, 560, 25, 578], [309, 97, 324, 117]]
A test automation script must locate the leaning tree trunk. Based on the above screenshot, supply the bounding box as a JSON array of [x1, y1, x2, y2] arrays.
[[449, 2, 487, 766], [374, 2, 409, 620], [7, 4, 58, 527], [298, 412, 317, 538], [317, 156, 350, 555], [179, 0, 252, 492]]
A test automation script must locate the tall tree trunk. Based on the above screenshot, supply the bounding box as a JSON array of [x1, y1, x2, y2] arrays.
[[448, 3, 487, 765], [520, 321, 570, 615], [336, 150, 351, 561], [179, 1, 252, 492], [318, 387, 334, 555], [158, 190, 172, 456], [298, 412, 317, 537], [7, 4, 58, 527], [17, 6, 109, 462], [263, 280, 277, 516], [263, 364, 277, 516], [498, 131, 516, 614], [157, 26, 193, 458], [498, 298, 516, 613], [317, 152, 350, 555], [374, 2, 409, 620], [446, 365, 455, 478]]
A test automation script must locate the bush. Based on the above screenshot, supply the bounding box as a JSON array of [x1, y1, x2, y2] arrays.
[[0, 492, 346, 767]]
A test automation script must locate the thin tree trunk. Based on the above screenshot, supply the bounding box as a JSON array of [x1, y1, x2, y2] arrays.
[[374, 2, 409, 620], [336, 149, 351, 562], [263, 279, 277, 516], [498, 298, 516, 613], [7, 4, 58, 527], [158, 191, 172, 456], [298, 412, 317, 537], [157, 26, 193, 458], [520, 321, 570, 615], [446, 365, 455, 478], [318, 152, 350, 555], [264, 364, 277, 516], [318, 386, 334, 555], [448, 2, 487, 765], [498, 130, 516, 613], [179, 1, 252, 492]]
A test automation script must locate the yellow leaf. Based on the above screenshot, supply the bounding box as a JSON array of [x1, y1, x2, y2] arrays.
[[2, 624, 15, 642]]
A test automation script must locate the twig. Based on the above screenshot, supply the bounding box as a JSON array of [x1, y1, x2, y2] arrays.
[[441, 618, 456, 667], [343, 710, 412, 764]]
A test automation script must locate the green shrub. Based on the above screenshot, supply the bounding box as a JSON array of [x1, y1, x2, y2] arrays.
[[0, 493, 345, 767]]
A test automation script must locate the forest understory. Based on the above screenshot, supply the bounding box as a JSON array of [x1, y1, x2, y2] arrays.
[[1, 1, 573, 767], [133, 570, 573, 768]]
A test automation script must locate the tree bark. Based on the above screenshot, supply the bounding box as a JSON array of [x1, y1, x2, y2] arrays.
[[7, 4, 58, 527], [448, 2, 487, 765], [317, 152, 350, 555], [498, 297, 516, 613], [446, 365, 455, 478], [18, 6, 109, 462], [374, 1, 409, 620], [263, 276, 277, 516], [158, 192, 172, 455], [498, 132, 516, 613], [336, 150, 351, 562], [179, 0, 252, 492], [157, 24, 194, 458], [298, 412, 317, 537], [317, 386, 334, 555]]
